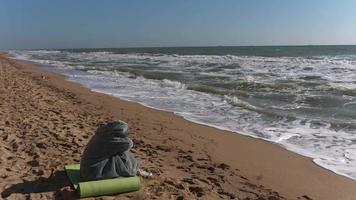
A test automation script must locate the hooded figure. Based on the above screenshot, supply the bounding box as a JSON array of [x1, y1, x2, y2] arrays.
[[80, 121, 139, 181]]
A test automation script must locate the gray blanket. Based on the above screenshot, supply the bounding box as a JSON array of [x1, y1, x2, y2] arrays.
[[80, 121, 139, 181]]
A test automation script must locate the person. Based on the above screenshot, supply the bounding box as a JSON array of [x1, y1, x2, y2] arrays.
[[80, 120, 140, 181]]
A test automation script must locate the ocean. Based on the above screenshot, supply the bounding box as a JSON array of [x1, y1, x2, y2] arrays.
[[9, 45, 356, 180]]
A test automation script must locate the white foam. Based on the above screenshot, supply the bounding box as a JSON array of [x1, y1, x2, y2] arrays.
[[161, 79, 186, 89]]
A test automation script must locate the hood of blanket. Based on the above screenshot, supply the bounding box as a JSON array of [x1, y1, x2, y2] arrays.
[[96, 120, 129, 138]]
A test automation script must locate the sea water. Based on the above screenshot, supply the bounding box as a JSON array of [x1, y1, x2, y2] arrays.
[[9, 45, 356, 179]]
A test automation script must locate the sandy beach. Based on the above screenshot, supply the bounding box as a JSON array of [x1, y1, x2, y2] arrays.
[[1, 53, 356, 200]]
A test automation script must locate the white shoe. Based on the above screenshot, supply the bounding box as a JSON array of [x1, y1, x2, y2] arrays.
[[137, 168, 153, 177]]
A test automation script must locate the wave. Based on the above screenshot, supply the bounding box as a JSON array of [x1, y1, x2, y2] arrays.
[[187, 84, 227, 95], [223, 95, 289, 119], [161, 79, 186, 89]]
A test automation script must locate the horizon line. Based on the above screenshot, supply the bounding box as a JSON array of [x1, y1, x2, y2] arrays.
[[4, 44, 356, 51]]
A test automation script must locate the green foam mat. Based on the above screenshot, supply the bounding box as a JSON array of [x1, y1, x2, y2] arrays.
[[64, 164, 141, 198]]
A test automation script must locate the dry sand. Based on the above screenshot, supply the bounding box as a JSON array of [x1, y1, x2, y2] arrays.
[[1, 53, 356, 200]]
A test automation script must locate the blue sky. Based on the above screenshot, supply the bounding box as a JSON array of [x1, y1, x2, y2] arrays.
[[1, 0, 356, 49]]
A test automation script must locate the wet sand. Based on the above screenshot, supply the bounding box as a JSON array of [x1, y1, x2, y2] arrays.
[[1, 53, 356, 200]]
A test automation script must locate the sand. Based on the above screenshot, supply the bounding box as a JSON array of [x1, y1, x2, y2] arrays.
[[1, 53, 356, 200]]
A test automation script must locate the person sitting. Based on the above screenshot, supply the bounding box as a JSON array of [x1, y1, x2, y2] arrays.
[[80, 120, 139, 181]]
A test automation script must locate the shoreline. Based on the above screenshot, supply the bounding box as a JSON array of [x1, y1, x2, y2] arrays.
[[16, 55, 356, 182], [2, 54, 356, 199], [89, 89, 356, 181]]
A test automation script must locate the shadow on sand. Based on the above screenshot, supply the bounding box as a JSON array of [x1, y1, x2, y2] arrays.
[[1, 170, 76, 200]]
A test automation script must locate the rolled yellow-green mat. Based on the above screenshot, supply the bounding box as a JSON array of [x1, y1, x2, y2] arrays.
[[78, 176, 141, 198], [64, 164, 141, 198]]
